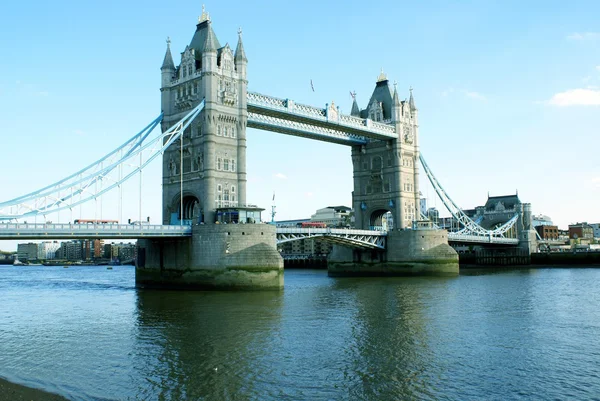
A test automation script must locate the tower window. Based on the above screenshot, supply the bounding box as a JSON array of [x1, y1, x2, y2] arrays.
[[217, 158, 222, 170], [217, 125, 222, 136], [224, 159, 229, 171], [231, 160, 235, 172]]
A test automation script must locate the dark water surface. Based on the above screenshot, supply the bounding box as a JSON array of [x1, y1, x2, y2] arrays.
[[1, 265, 600, 400]]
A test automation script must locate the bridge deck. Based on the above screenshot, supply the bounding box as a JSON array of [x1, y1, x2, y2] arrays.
[[0, 223, 191, 240]]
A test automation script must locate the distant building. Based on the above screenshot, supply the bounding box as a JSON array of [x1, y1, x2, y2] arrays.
[[419, 196, 427, 218], [533, 214, 554, 227], [426, 207, 439, 222], [111, 242, 136, 262], [568, 223, 593, 240], [38, 241, 60, 260], [310, 206, 352, 227], [81, 239, 105, 260], [17, 243, 38, 262], [589, 223, 600, 239], [536, 225, 559, 240], [56, 241, 83, 261]]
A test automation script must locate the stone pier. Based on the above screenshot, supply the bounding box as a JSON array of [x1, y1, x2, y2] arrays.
[[136, 224, 283, 290], [328, 227, 459, 277]]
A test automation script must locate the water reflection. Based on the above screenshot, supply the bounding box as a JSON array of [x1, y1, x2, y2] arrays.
[[133, 289, 284, 400]]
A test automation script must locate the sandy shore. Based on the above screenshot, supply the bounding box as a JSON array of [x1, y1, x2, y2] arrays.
[[0, 377, 68, 401]]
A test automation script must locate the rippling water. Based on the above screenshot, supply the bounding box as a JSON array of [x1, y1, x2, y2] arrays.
[[1, 265, 600, 400]]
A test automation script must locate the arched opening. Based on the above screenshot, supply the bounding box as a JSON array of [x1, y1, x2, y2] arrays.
[[171, 195, 202, 224], [370, 209, 393, 232]]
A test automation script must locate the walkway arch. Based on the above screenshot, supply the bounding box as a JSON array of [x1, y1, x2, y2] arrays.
[[170, 193, 203, 224], [370, 209, 393, 231]]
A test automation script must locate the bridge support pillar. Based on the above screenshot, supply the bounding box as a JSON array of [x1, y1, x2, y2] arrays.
[[136, 224, 283, 290], [328, 228, 458, 276]]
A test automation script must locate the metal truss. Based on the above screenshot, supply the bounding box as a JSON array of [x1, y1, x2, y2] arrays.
[[276, 228, 386, 250], [419, 154, 519, 239], [247, 92, 397, 142], [0, 100, 205, 221], [248, 112, 368, 146]]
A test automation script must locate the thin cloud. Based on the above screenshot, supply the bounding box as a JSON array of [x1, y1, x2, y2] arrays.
[[464, 90, 487, 102], [305, 192, 314, 198], [73, 129, 86, 136], [596, 66, 600, 72], [567, 32, 600, 41], [591, 177, 600, 188], [548, 88, 600, 106], [274, 173, 287, 179]]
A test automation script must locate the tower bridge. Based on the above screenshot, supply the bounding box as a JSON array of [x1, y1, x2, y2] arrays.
[[0, 9, 538, 289]]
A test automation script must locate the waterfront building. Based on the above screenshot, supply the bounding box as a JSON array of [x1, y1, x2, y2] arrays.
[[17, 243, 39, 262], [56, 241, 83, 261], [569, 223, 593, 240], [37, 241, 60, 260], [81, 239, 105, 260], [111, 242, 136, 262], [535, 225, 559, 240]]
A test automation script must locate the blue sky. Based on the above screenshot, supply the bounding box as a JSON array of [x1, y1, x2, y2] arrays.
[[1, 0, 600, 250]]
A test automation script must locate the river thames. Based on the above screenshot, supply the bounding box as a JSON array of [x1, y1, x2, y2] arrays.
[[1, 265, 599, 400]]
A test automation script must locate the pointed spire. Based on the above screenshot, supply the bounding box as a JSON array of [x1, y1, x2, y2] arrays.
[[161, 37, 175, 70], [203, 23, 217, 53], [350, 91, 360, 116], [409, 86, 416, 111], [377, 68, 387, 83], [235, 27, 248, 62], [393, 81, 400, 105], [198, 4, 210, 23]]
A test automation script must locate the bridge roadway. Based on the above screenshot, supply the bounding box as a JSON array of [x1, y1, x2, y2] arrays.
[[0, 223, 518, 246]]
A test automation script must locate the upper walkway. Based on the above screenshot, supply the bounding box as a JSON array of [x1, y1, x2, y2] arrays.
[[247, 92, 397, 145]]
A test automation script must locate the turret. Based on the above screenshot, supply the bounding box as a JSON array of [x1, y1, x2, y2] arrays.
[[350, 92, 360, 117], [160, 37, 175, 114], [409, 87, 418, 124], [234, 28, 248, 79], [201, 22, 217, 73], [391, 82, 401, 123]]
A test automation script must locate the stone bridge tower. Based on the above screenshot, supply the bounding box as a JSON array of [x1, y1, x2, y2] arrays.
[[350, 72, 420, 230], [328, 72, 459, 277], [160, 9, 248, 225], [137, 9, 283, 290]]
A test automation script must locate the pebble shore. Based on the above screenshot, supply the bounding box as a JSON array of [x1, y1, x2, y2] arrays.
[[0, 377, 67, 401]]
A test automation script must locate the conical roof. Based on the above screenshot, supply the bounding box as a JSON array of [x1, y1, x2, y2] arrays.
[[161, 38, 175, 70], [409, 87, 416, 111], [235, 29, 248, 62], [351, 97, 360, 117], [189, 20, 220, 58]]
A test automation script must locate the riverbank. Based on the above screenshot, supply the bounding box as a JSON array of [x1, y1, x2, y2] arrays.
[[0, 377, 67, 401]]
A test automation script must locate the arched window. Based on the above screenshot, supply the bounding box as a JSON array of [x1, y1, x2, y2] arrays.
[[231, 127, 236, 138], [217, 158, 222, 170], [217, 125, 222, 136], [372, 156, 382, 170], [231, 186, 235, 194], [231, 160, 235, 172], [217, 184, 222, 192], [224, 159, 229, 171]]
